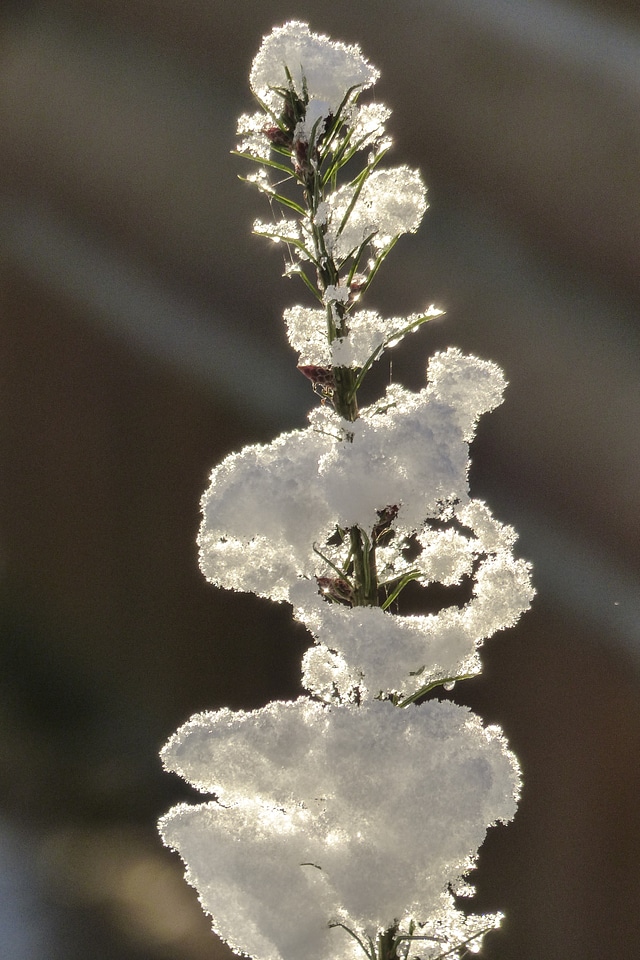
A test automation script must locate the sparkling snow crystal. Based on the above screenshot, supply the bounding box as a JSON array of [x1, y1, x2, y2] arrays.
[[160, 698, 520, 960]]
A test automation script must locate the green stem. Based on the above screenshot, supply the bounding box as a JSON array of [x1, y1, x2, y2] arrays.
[[284, 100, 392, 612], [396, 673, 477, 708], [376, 926, 401, 960], [350, 526, 378, 607], [333, 366, 359, 420]]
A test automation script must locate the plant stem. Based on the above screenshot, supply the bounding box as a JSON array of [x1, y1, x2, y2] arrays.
[[333, 365, 360, 421], [289, 108, 391, 610], [376, 926, 401, 960], [350, 526, 378, 606]]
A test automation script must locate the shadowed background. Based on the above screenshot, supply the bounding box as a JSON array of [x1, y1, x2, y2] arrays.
[[1, 1, 640, 958]]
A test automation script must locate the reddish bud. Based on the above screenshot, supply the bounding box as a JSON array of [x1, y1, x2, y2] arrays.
[[297, 365, 336, 390], [316, 576, 354, 605]]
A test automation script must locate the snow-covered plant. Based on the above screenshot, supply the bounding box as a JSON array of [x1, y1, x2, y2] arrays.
[[159, 21, 534, 960]]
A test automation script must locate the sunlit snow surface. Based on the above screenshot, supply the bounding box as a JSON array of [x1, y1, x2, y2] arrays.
[[160, 698, 520, 960], [198, 349, 533, 697]]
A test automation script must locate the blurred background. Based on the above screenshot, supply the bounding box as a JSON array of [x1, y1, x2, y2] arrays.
[[1, 0, 640, 957]]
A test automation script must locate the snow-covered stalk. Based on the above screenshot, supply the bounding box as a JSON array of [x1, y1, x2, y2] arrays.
[[239, 30, 429, 611], [159, 22, 534, 960]]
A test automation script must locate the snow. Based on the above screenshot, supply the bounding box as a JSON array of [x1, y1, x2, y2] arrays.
[[323, 167, 428, 261], [284, 306, 442, 370], [236, 111, 273, 159], [160, 698, 520, 960], [249, 22, 379, 116], [349, 103, 392, 152], [197, 350, 532, 692], [292, 548, 533, 701], [198, 351, 508, 597], [253, 218, 302, 245], [428, 350, 507, 441], [284, 306, 331, 367]]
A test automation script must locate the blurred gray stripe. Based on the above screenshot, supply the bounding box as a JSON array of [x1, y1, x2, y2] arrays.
[[0, 198, 308, 425], [506, 502, 640, 656], [416, 0, 640, 84]]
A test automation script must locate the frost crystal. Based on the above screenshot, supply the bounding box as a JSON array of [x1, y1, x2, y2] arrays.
[[160, 699, 520, 960]]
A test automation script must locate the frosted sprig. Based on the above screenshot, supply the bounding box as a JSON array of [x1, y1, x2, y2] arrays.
[[234, 22, 432, 412], [198, 350, 504, 599], [160, 22, 533, 960]]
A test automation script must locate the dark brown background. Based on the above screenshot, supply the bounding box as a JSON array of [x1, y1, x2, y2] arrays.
[[1, 1, 640, 958]]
